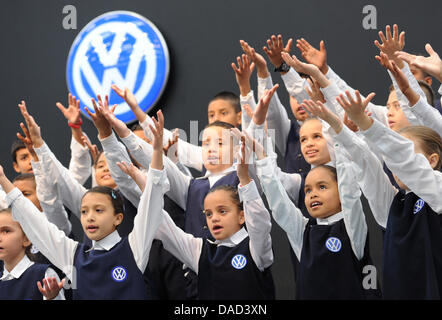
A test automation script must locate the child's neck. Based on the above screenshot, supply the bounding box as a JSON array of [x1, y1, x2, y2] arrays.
[[3, 251, 27, 273]]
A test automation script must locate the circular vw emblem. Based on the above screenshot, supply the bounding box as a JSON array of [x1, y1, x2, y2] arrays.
[[111, 266, 127, 282], [30, 244, 40, 254], [325, 237, 342, 253], [413, 199, 425, 214], [66, 11, 169, 124], [231, 254, 247, 270]]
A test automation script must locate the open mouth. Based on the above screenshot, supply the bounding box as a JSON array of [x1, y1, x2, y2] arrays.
[[212, 225, 223, 234], [305, 149, 319, 157], [310, 201, 323, 209], [388, 121, 395, 128], [101, 174, 112, 180], [297, 106, 306, 114], [87, 225, 99, 233]]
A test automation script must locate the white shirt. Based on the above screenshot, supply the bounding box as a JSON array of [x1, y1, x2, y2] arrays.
[[0, 255, 64, 300], [6, 167, 167, 285], [151, 170, 273, 273], [68, 134, 93, 186]]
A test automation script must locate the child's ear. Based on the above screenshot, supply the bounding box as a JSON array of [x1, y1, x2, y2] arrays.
[[424, 76, 433, 86], [22, 235, 31, 249], [238, 210, 245, 225], [12, 161, 21, 173], [428, 152, 439, 169], [236, 111, 242, 126], [113, 213, 124, 227]]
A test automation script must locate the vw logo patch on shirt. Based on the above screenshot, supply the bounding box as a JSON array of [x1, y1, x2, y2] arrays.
[[30, 244, 40, 255], [231, 254, 247, 270], [413, 198, 425, 214], [111, 266, 127, 282], [325, 237, 342, 253], [66, 11, 169, 124]]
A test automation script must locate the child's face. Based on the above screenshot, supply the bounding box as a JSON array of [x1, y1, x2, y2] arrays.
[[290, 96, 309, 122], [304, 167, 341, 219], [95, 153, 117, 189], [203, 190, 244, 241], [13, 148, 33, 174], [13, 179, 42, 212], [207, 99, 241, 127], [386, 91, 410, 132], [202, 126, 234, 173], [0, 212, 31, 267], [299, 119, 331, 166], [80, 192, 123, 241]]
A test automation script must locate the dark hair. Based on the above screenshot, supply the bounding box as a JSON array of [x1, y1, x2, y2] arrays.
[[130, 123, 143, 132], [418, 80, 435, 107], [11, 140, 26, 163], [205, 184, 243, 212], [210, 91, 241, 113], [399, 126, 442, 171], [309, 164, 338, 182], [93, 150, 104, 168], [82, 186, 125, 214], [204, 120, 235, 131], [12, 173, 36, 184]]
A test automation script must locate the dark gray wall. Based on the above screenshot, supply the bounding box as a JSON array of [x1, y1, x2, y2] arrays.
[[0, 0, 440, 299]]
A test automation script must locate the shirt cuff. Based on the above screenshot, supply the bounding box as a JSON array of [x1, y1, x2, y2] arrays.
[[120, 131, 141, 152], [255, 156, 276, 177], [6, 187, 22, 207], [238, 179, 260, 202], [147, 167, 170, 194], [240, 90, 255, 103], [320, 81, 340, 100], [33, 142, 50, 158], [281, 68, 303, 82], [360, 118, 384, 143]]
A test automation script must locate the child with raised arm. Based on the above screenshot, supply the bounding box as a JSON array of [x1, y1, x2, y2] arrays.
[[0, 114, 163, 299], [0, 208, 65, 300], [138, 112, 275, 300], [334, 89, 442, 299]]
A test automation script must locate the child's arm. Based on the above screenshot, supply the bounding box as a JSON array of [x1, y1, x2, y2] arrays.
[[129, 111, 202, 273], [341, 91, 442, 214], [302, 99, 396, 229], [18, 101, 87, 217], [56, 94, 92, 185], [236, 136, 273, 271], [0, 165, 78, 280], [112, 85, 204, 172]]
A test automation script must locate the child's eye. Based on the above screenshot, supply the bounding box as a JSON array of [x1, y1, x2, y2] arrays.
[[81, 210, 86, 215], [319, 185, 326, 190], [305, 189, 311, 194], [204, 210, 212, 218], [220, 209, 228, 215]]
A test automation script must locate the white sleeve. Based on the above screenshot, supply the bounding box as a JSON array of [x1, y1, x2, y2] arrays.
[[0, 186, 8, 210], [139, 118, 203, 172], [408, 96, 442, 137], [256, 156, 308, 260], [68, 134, 92, 186], [334, 143, 367, 260], [258, 74, 292, 155], [332, 125, 397, 229], [32, 159, 72, 236], [280, 68, 311, 103], [129, 167, 170, 272], [7, 188, 78, 281], [240, 90, 257, 131], [155, 210, 203, 274], [361, 119, 442, 213], [238, 180, 273, 271], [99, 132, 142, 208], [34, 142, 87, 218]]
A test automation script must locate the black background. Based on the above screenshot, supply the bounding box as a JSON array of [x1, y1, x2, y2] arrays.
[[0, 0, 440, 299]]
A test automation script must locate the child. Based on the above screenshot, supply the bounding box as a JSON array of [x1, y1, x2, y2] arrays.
[[0, 208, 64, 300], [336, 88, 442, 299], [127, 111, 275, 300]]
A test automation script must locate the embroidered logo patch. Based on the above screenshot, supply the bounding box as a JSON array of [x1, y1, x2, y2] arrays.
[[111, 266, 127, 282], [413, 199, 425, 214], [231, 254, 247, 270], [30, 244, 40, 254], [325, 237, 342, 253]]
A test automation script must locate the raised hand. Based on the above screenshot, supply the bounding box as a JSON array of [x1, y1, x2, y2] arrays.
[[37, 277, 65, 300], [336, 90, 376, 131], [396, 43, 442, 82], [301, 99, 342, 134], [263, 34, 293, 71], [240, 40, 269, 78], [163, 129, 179, 163], [305, 79, 326, 103], [231, 54, 255, 96], [117, 161, 147, 192], [148, 110, 164, 170], [231, 128, 266, 161], [81, 134, 100, 164], [85, 95, 113, 139], [374, 24, 405, 68], [281, 52, 321, 77], [252, 84, 279, 126], [236, 134, 252, 186], [56, 93, 82, 125], [17, 101, 44, 149], [296, 38, 328, 74], [112, 84, 147, 124], [16, 122, 38, 161]]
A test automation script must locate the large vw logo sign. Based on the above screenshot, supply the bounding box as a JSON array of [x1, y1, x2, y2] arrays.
[[66, 11, 169, 123]]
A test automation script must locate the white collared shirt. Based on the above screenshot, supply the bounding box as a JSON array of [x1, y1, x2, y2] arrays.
[[85, 230, 121, 253], [1, 255, 64, 300]]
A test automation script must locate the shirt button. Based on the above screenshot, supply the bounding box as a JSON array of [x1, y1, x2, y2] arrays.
[[298, 168, 303, 173], [203, 226, 208, 229], [297, 154, 302, 158]]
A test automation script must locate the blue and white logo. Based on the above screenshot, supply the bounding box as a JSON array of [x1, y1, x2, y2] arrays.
[[111, 266, 127, 282], [413, 199, 425, 214], [66, 11, 169, 124], [325, 237, 342, 253], [231, 254, 247, 270]]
